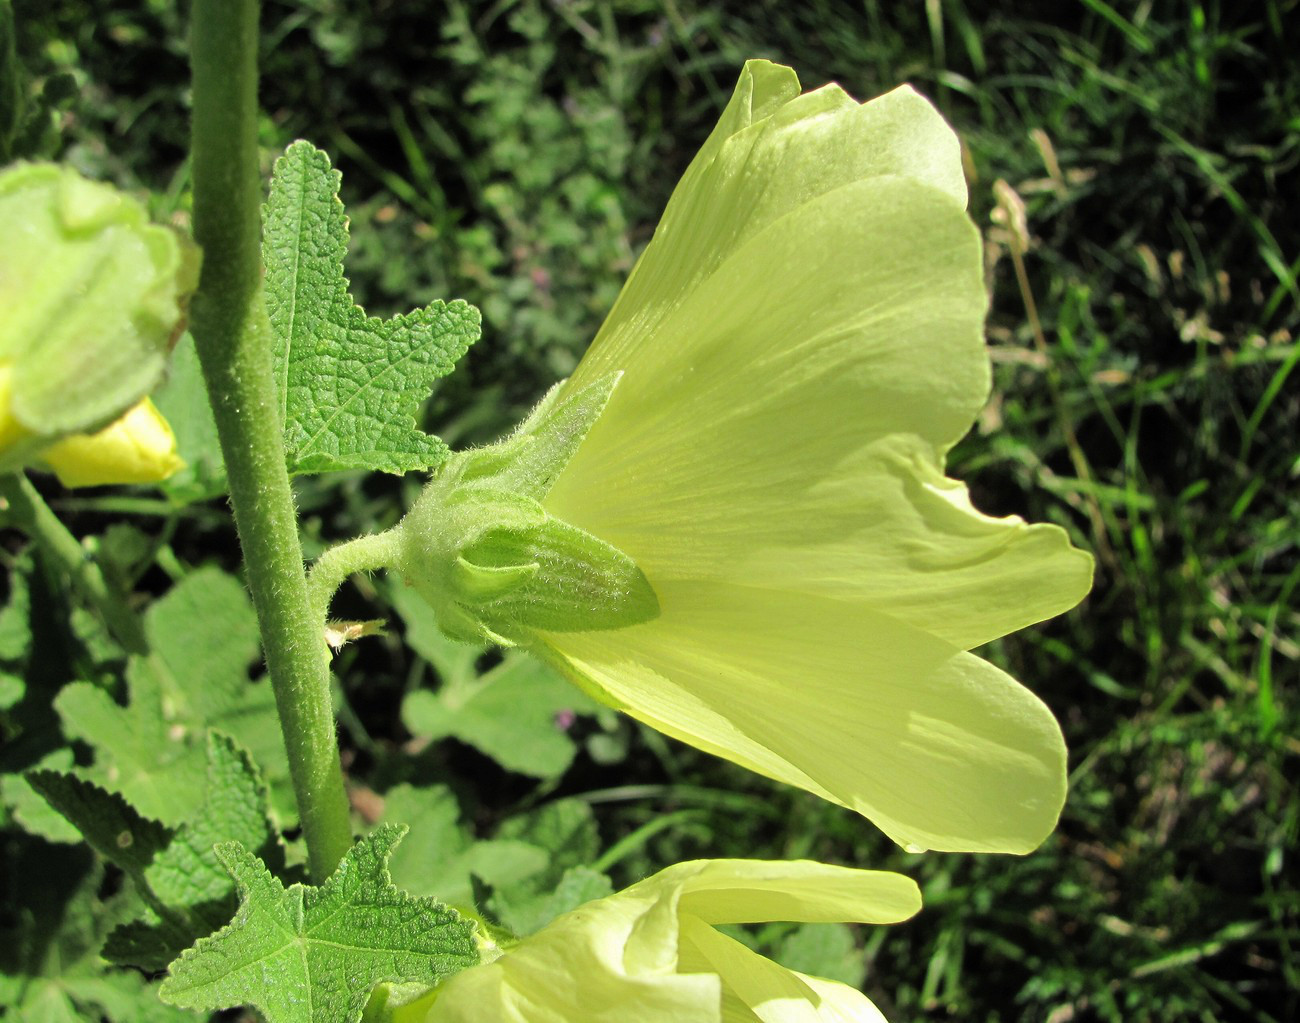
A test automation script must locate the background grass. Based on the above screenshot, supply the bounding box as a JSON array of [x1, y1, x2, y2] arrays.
[[6, 1, 1298, 1020]]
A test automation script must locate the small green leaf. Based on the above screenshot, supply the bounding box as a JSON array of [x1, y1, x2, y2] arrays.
[[15, 786, 221, 996], [771, 921, 866, 988], [0, 0, 23, 162], [0, 543, 31, 661], [25, 769, 172, 882], [54, 666, 206, 827], [160, 825, 479, 1023], [378, 783, 548, 909], [0, 837, 193, 1023], [402, 654, 597, 778], [0, 666, 20, 710], [507, 865, 614, 936], [486, 799, 606, 935], [145, 731, 282, 920], [391, 584, 599, 778], [1, 749, 81, 843], [0, 545, 33, 709], [98, 731, 282, 971], [264, 140, 479, 476], [137, 566, 261, 725]]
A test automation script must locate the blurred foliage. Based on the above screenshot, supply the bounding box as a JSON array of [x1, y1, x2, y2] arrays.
[[2, 1, 1297, 1022]]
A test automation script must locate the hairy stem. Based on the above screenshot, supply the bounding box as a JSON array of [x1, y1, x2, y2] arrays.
[[0, 472, 148, 655], [306, 528, 404, 624], [189, 0, 352, 881]]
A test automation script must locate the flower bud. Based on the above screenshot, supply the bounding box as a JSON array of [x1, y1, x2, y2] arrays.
[[0, 162, 198, 472], [394, 373, 658, 646]]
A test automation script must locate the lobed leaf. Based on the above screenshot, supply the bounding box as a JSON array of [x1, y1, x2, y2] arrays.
[[160, 825, 479, 1023], [263, 140, 479, 476]]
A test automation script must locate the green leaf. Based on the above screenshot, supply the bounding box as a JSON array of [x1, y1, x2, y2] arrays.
[[160, 825, 479, 1023], [771, 922, 866, 989], [54, 567, 295, 826], [263, 140, 478, 476], [1, 749, 82, 843], [510, 864, 614, 934], [25, 769, 173, 881], [0, 0, 23, 162], [388, 581, 481, 685], [402, 655, 595, 778], [22, 768, 205, 962], [378, 783, 548, 909], [0, 544, 33, 709], [486, 798, 606, 935], [152, 332, 226, 501], [98, 731, 283, 971], [54, 665, 206, 827], [145, 731, 282, 920], [0, 837, 194, 1023], [210, 677, 297, 825], [0, 665, 20, 709], [391, 583, 598, 778], [0, 543, 31, 661]]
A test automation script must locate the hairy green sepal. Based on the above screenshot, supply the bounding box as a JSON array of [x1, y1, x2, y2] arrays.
[[394, 373, 658, 645]]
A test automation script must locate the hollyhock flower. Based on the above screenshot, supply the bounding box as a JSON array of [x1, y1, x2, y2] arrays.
[[396, 859, 919, 1023], [394, 59, 1092, 854], [0, 162, 196, 478]]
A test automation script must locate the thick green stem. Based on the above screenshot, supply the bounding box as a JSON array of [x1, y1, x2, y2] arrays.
[[0, 472, 149, 655], [189, 0, 352, 881]]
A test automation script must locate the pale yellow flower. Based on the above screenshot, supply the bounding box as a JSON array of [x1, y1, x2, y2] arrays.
[[396, 59, 1093, 855], [402, 859, 919, 1023]]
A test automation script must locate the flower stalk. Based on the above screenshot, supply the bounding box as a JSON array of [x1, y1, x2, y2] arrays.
[[305, 528, 403, 624], [189, 0, 352, 882]]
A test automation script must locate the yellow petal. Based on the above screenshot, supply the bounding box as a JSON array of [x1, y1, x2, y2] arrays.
[[543, 171, 1087, 647], [39, 398, 184, 487], [539, 581, 1067, 854], [425, 889, 721, 1023], [663, 859, 920, 927], [0, 362, 38, 462], [575, 60, 969, 388], [678, 916, 887, 1023], [424, 857, 916, 1022]]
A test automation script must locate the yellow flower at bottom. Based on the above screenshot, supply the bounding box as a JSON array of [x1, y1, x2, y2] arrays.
[[37, 397, 183, 487], [405, 860, 919, 1023]]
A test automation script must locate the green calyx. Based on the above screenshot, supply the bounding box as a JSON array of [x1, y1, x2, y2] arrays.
[[394, 372, 659, 646]]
